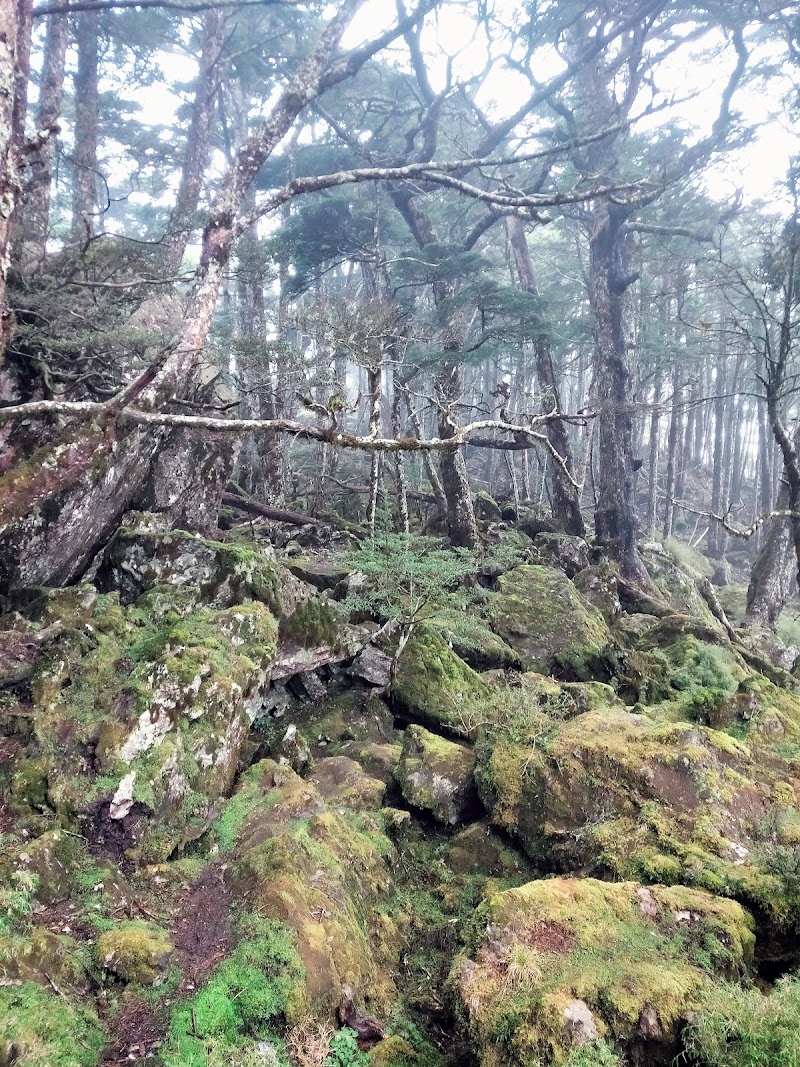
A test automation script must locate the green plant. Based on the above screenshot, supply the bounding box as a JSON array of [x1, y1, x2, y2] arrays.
[[344, 532, 475, 627], [0, 869, 37, 936], [684, 975, 800, 1067], [563, 1041, 623, 1067], [325, 1027, 366, 1067]]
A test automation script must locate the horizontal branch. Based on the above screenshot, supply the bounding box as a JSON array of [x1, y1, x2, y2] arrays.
[[0, 398, 591, 474], [671, 496, 800, 540], [34, 0, 296, 14]]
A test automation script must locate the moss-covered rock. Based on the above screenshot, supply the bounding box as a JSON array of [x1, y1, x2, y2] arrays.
[[94, 920, 173, 985], [96, 512, 283, 612], [453, 877, 755, 1067], [391, 624, 490, 737], [487, 566, 612, 680], [532, 533, 590, 579], [310, 755, 387, 811], [426, 609, 522, 672], [29, 592, 278, 862], [217, 760, 400, 1015], [445, 823, 531, 878], [396, 725, 477, 825], [475, 705, 800, 943]]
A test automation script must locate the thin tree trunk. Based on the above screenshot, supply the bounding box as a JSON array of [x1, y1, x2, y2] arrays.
[[0, 1, 32, 344], [71, 12, 99, 242], [20, 5, 68, 265], [663, 364, 682, 539], [163, 10, 224, 273], [506, 215, 585, 535], [645, 364, 661, 534]]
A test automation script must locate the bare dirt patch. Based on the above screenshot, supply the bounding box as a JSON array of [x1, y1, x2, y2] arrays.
[[171, 862, 233, 994]]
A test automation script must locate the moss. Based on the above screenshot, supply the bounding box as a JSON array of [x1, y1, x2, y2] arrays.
[[453, 877, 754, 1067], [391, 624, 490, 736], [487, 566, 611, 681], [428, 609, 522, 671], [161, 916, 303, 1067], [94, 921, 173, 985], [230, 798, 398, 1015], [279, 597, 341, 649], [28, 595, 278, 861], [396, 725, 477, 825], [0, 980, 105, 1067], [475, 704, 800, 933]]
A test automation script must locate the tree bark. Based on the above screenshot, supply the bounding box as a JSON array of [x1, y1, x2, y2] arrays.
[[70, 11, 99, 242], [163, 9, 225, 273], [589, 198, 649, 582], [506, 215, 584, 535], [20, 3, 68, 265], [0, 1, 32, 345]]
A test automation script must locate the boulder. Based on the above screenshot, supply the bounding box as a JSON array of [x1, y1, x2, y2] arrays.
[[396, 725, 477, 825], [96, 512, 282, 611], [476, 703, 800, 944], [226, 761, 400, 1015], [27, 591, 278, 862], [95, 921, 173, 985], [453, 877, 754, 1067], [487, 566, 611, 680], [532, 533, 590, 578], [391, 624, 490, 736]]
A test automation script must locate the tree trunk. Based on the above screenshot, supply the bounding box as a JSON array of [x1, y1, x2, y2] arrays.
[[0, 1, 32, 344], [0, 0, 374, 591], [20, 4, 68, 266], [163, 10, 225, 273], [589, 198, 649, 583], [70, 11, 99, 242], [662, 364, 682, 539], [645, 363, 661, 534], [706, 352, 726, 561], [506, 215, 584, 535]]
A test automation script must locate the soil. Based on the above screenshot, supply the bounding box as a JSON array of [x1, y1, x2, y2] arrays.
[[519, 919, 576, 954], [171, 862, 233, 994]]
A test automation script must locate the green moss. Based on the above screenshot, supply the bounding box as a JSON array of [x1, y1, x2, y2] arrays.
[[0, 981, 105, 1066], [161, 917, 303, 1067], [487, 566, 611, 681], [391, 624, 490, 736], [279, 598, 341, 649], [454, 877, 754, 1067], [94, 921, 172, 985]]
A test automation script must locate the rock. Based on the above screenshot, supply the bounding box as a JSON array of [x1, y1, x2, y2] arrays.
[[309, 756, 386, 811], [356, 743, 402, 783], [487, 565, 612, 680], [275, 724, 312, 773], [427, 610, 522, 671], [95, 921, 173, 985], [476, 703, 800, 941], [445, 822, 530, 877], [227, 764, 400, 1015], [396, 725, 477, 825], [533, 533, 590, 578], [287, 556, 351, 592], [349, 646, 393, 688], [29, 592, 278, 863], [96, 513, 282, 611], [574, 563, 622, 622], [453, 877, 754, 1067], [562, 998, 599, 1046], [14, 830, 77, 905], [391, 624, 490, 736]]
